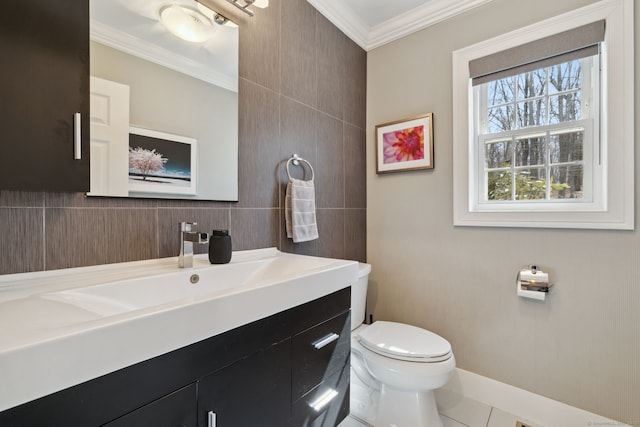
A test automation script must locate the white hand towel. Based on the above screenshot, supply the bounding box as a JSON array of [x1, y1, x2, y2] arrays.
[[285, 178, 319, 243]]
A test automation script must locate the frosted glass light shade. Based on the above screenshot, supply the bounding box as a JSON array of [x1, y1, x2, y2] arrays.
[[159, 4, 214, 43], [253, 0, 269, 8]]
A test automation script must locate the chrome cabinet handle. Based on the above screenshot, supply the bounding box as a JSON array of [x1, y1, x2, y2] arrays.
[[308, 388, 339, 412], [208, 411, 216, 427], [312, 332, 339, 349], [73, 112, 82, 160]]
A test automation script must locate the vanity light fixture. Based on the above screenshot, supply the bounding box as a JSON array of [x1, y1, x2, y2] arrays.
[[197, 2, 238, 28], [159, 4, 214, 43], [226, 0, 269, 17], [159, 2, 236, 43]]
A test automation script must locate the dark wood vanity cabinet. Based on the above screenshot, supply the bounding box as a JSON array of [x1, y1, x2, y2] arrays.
[[198, 340, 292, 426], [0, 288, 351, 427], [102, 384, 197, 427], [292, 311, 351, 427], [0, 1, 90, 192]]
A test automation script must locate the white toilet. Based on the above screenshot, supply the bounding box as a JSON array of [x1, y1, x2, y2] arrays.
[[350, 263, 455, 427]]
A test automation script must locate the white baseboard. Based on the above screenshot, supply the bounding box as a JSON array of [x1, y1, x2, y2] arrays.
[[441, 368, 630, 427]]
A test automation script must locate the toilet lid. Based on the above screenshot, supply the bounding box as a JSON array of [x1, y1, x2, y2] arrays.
[[357, 321, 452, 362]]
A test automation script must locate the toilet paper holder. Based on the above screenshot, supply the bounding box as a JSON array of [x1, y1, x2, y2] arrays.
[[517, 265, 553, 301]]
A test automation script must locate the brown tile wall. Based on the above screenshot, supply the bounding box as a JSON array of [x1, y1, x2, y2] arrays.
[[0, 0, 366, 275]]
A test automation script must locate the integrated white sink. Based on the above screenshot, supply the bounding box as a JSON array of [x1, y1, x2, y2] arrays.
[[0, 248, 358, 412], [39, 258, 269, 316], [36, 253, 345, 316]]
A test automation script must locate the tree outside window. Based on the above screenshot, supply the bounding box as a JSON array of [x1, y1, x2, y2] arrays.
[[479, 58, 590, 202]]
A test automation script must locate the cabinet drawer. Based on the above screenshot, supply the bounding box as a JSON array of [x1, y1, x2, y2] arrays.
[[292, 364, 350, 427], [292, 311, 351, 399]]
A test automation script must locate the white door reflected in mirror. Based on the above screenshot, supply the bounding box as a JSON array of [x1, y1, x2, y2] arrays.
[[88, 76, 130, 197]]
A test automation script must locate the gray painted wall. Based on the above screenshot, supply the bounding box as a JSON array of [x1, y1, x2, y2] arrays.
[[0, 0, 367, 273], [366, 0, 638, 423]]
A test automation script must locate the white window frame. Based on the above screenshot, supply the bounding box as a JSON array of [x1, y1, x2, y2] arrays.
[[452, 0, 634, 229]]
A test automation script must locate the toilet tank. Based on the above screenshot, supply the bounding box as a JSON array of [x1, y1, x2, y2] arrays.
[[352, 262, 371, 331]]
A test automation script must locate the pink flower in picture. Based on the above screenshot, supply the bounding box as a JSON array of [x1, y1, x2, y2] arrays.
[[382, 125, 425, 164]]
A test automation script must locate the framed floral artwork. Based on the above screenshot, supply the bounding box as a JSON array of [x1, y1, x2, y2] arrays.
[[375, 113, 434, 173]]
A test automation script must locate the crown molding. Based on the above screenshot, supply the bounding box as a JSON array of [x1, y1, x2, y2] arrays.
[[307, 0, 495, 51], [306, 0, 370, 49], [90, 19, 238, 92], [368, 0, 494, 50]]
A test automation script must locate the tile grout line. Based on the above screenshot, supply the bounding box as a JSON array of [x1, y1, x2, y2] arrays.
[[42, 204, 47, 271], [155, 208, 160, 259]]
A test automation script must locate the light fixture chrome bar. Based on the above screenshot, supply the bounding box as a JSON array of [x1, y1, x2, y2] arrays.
[[226, 0, 255, 16]]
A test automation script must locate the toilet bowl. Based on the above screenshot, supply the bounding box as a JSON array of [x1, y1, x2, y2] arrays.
[[350, 263, 455, 427]]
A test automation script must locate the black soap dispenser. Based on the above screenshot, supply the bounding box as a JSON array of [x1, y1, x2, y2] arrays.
[[209, 229, 232, 264]]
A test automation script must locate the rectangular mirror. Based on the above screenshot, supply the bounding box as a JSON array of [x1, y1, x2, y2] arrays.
[[89, 0, 238, 201]]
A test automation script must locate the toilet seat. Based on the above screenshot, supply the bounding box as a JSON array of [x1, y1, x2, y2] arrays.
[[357, 321, 452, 362]]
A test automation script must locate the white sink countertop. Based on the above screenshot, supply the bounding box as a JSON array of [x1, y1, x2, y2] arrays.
[[0, 248, 358, 412]]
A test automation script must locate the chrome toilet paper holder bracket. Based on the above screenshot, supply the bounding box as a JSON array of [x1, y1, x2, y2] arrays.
[[519, 265, 552, 292], [517, 265, 553, 301]]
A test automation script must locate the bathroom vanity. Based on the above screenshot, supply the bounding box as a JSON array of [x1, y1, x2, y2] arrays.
[[0, 249, 357, 426]]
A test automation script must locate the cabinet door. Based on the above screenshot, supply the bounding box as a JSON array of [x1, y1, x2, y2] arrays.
[[292, 311, 351, 399], [198, 340, 291, 427], [0, 1, 90, 191], [103, 384, 197, 427]]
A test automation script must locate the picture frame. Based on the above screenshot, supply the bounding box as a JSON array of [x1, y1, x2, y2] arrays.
[[128, 126, 197, 195], [375, 113, 434, 174]]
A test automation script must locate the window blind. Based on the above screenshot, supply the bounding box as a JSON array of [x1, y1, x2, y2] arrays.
[[469, 20, 605, 86]]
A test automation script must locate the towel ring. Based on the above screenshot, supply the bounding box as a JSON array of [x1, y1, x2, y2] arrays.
[[286, 154, 314, 181]]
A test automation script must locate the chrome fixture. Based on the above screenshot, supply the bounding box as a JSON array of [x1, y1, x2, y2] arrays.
[[226, 0, 269, 17], [179, 222, 209, 268], [308, 388, 339, 412], [212, 13, 230, 26], [516, 265, 553, 301], [197, 2, 238, 28]]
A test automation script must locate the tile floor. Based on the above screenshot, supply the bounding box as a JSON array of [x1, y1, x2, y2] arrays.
[[337, 388, 541, 427]]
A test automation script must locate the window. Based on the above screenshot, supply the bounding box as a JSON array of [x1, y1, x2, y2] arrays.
[[476, 52, 599, 207], [452, 0, 634, 229]]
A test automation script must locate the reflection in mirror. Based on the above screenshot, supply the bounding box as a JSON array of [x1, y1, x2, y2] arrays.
[[88, 0, 238, 201]]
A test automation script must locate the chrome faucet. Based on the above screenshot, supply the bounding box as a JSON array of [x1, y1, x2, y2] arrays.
[[179, 222, 209, 268]]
